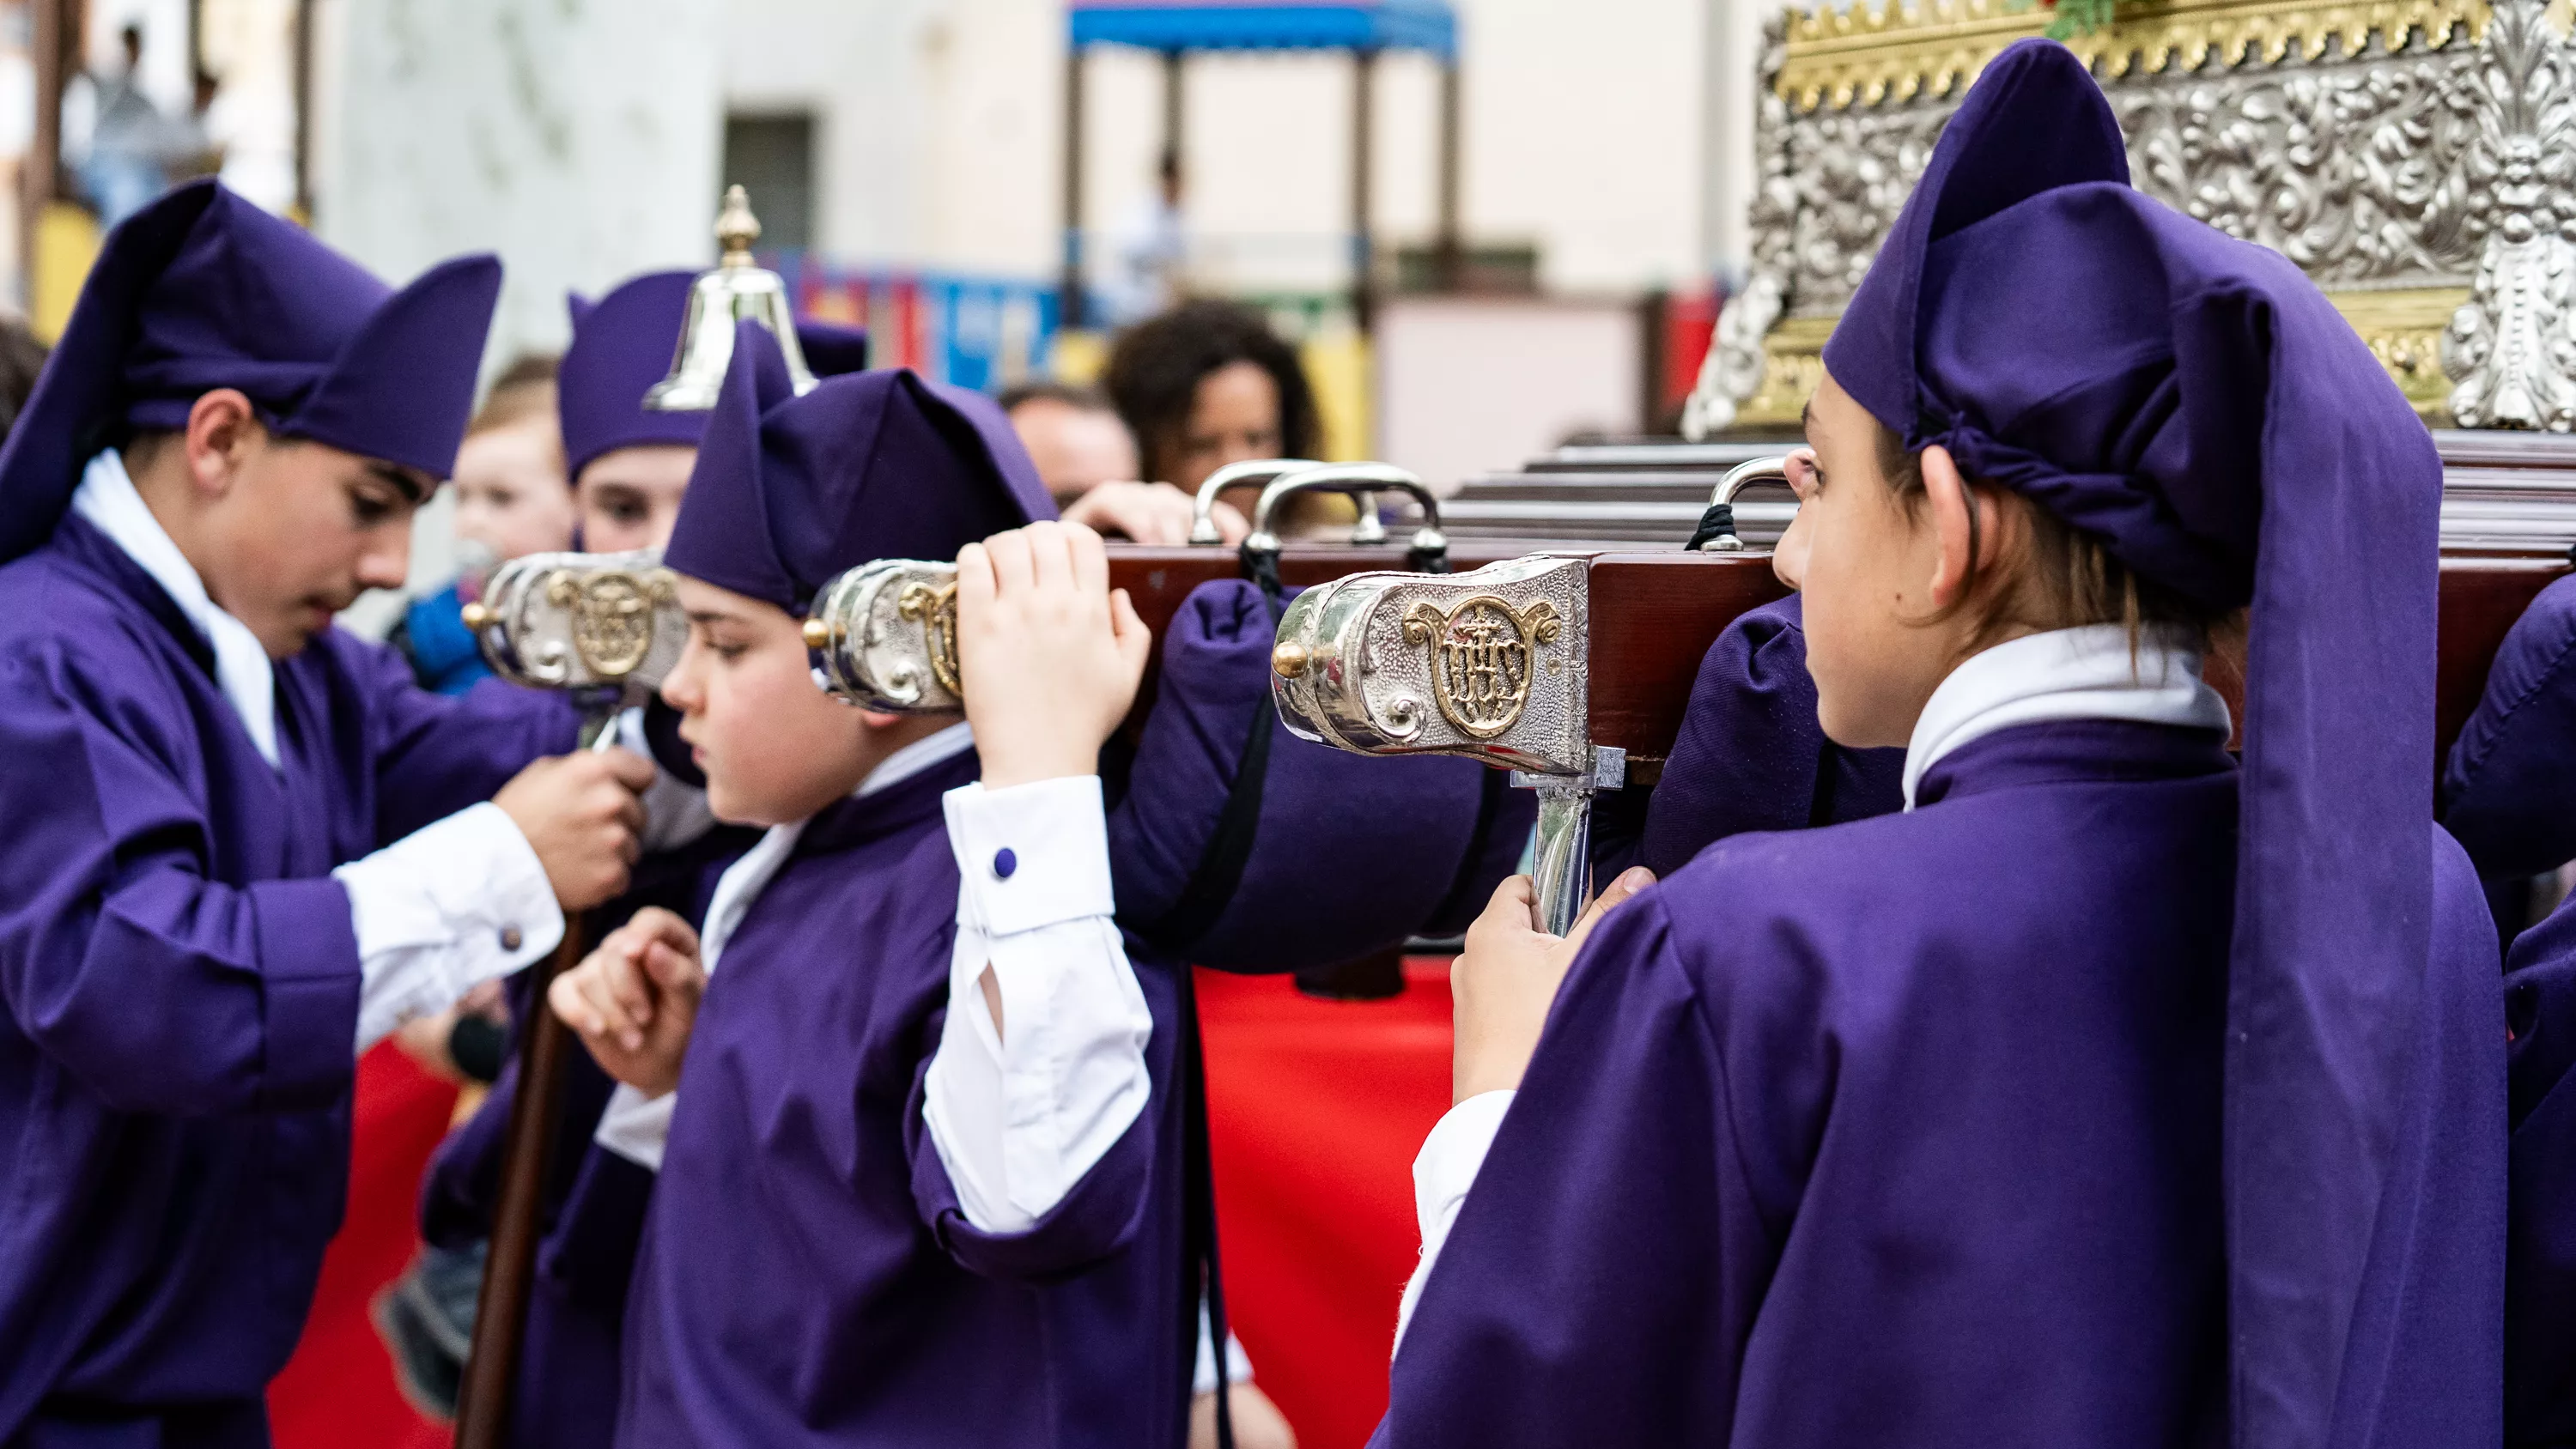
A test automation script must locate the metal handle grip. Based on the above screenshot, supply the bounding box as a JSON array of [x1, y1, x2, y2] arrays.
[[1689, 456, 1795, 553], [1243, 462, 1448, 564], [1186, 458, 1325, 545]]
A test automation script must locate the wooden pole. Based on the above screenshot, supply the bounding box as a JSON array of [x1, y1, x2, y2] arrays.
[[291, 0, 313, 219], [1350, 47, 1377, 335], [1060, 45, 1086, 330], [26, 0, 67, 305], [452, 920, 589, 1449], [1434, 59, 1462, 293], [1162, 47, 1184, 169]]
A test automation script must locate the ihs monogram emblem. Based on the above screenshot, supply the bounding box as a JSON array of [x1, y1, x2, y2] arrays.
[[548, 567, 677, 679], [1401, 594, 1561, 738], [899, 579, 964, 696]]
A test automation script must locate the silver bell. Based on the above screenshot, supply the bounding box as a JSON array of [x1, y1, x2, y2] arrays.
[[643, 185, 820, 411]]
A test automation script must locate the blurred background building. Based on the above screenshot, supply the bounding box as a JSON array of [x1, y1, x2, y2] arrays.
[[0, 0, 1767, 494]]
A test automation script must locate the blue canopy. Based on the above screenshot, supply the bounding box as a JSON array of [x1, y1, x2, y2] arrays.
[[1068, 2, 1456, 61]]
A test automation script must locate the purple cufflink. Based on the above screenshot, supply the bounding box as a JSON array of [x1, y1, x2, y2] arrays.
[[993, 847, 1017, 880]]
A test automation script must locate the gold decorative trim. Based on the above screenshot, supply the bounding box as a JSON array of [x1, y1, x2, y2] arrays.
[[1400, 594, 1562, 740], [1740, 287, 2465, 426], [1777, 0, 2488, 111], [896, 579, 963, 696]]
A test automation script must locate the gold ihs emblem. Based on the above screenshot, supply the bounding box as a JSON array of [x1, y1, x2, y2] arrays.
[[1402, 594, 1560, 739], [547, 567, 677, 679], [898, 579, 964, 696]]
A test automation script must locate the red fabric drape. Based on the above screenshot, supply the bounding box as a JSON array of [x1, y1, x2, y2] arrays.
[[1201, 961, 1455, 1449], [267, 1042, 459, 1449]]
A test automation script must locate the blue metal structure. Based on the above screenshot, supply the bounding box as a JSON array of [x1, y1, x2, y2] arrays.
[[1068, 3, 1457, 62], [1058, 0, 1465, 334]]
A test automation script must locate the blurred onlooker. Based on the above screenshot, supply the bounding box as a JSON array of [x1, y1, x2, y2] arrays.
[[388, 355, 571, 696], [62, 26, 167, 227], [1106, 147, 1188, 325], [161, 69, 227, 183], [999, 379, 1139, 501], [1103, 300, 1343, 536], [999, 378, 1247, 545], [0, 318, 49, 442]]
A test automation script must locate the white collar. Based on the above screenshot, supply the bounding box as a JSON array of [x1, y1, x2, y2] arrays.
[[1901, 624, 2231, 810], [699, 722, 975, 976], [70, 448, 282, 768], [858, 720, 975, 798]]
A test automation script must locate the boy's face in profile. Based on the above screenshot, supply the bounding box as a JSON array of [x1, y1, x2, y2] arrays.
[[173, 404, 430, 657], [661, 573, 878, 828]]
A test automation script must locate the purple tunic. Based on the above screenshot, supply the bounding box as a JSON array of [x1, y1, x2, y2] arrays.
[[1376, 720, 2506, 1449], [2503, 896, 2576, 1443], [619, 746, 1199, 1449], [0, 513, 576, 1446]]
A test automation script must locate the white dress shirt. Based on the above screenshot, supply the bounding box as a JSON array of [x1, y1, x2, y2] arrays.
[[72, 448, 564, 1054], [1391, 622, 2233, 1353]]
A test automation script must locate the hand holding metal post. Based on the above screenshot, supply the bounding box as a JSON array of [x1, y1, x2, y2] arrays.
[[451, 549, 684, 1449]]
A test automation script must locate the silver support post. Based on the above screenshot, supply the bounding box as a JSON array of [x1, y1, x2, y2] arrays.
[[1512, 747, 1625, 937]]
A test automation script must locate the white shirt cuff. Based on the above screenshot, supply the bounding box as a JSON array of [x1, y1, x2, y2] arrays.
[[923, 775, 1152, 1234], [943, 776, 1117, 934], [594, 1082, 675, 1171], [1394, 1089, 1516, 1355], [336, 802, 563, 1053]]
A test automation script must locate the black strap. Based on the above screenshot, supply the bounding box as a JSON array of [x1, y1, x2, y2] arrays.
[[1127, 694, 1274, 954], [1684, 501, 1736, 553], [1179, 966, 1236, 1449]]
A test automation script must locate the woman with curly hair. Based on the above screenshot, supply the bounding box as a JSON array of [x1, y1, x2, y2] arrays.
[[1101, 300, 1330, 524]]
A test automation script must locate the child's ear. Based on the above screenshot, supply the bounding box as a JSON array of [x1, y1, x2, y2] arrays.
[[1919, 444, 1979, 611]]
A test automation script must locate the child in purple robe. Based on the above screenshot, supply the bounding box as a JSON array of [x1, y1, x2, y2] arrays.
[[398, 271, 866, 1446], [0, 180, 657, 1448], [526, 324, 1275, 1448], [1376, 40, 2503, 1449]]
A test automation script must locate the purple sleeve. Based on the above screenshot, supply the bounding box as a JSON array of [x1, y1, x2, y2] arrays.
[[0, 642, 358, 1114], [338, 633, 580, 846], [2506, 852, 2576, 1442], [901, 991, 1159, 1283], [2444, 573, 2576, 881], [1374, 895, 1776, 1447]]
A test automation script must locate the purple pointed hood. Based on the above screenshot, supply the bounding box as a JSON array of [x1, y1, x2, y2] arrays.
[[662, 322, 1053, 612], [1825, 39, 2445, 1447], [557, 270, 871, 482], [0, 179, 500, 565]]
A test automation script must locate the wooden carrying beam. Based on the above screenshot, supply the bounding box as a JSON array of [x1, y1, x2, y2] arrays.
[[1102, 543, 2564, 773]]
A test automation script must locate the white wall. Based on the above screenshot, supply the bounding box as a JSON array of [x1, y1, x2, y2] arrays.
[[1378, 294, 1640, 491], [320, 0, 727, 364]]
